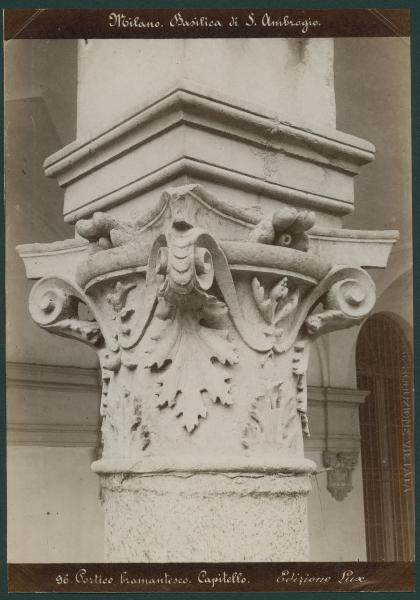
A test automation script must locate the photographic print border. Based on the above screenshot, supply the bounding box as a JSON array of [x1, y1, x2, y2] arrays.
[[1, 0, 418, 597]]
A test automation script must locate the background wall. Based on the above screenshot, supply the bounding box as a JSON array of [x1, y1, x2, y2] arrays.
[[5, 39, 103, 562], [6, 36, 412, 563], [6, 39, 98, 368]]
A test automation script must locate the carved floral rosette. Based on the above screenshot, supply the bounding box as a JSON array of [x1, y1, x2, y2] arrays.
[[28, 185, 376, 476]]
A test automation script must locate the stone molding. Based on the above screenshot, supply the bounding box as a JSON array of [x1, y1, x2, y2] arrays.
[[6, 359, 366, 453], [6, 361, 100, 392], [7, 423, 99, 447], [61, 158, 353, 224], [7, 362, 100, 447], [17, 185, 397, 282], [308, 385, 368, 405], [6, 423, 362, 451], [45, 80, 375, 179], [18, 224, 397, 282], [41, 81, 376, 223]]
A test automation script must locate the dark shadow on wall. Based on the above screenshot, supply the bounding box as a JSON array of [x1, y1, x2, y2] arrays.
[[334, 37, 411, 243], [356, 312, 414, 561], [5, 40, 98, 367]]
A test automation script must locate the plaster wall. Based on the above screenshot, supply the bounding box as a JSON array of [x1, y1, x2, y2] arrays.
[[5, 39, 77, 143], [77, 38, 335, 136], [7, 446, 103, 562], [6, 40, 98, 368], [307, 450, 367, 561]]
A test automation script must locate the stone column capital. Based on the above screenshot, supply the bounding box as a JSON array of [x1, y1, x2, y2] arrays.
[[26, 184, 378, 480]]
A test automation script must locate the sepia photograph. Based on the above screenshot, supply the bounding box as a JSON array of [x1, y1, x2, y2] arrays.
[[4, 7, 414, 593]]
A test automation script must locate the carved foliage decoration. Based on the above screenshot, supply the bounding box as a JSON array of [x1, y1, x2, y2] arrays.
[[252, 276, 299, 355], [103, 279, 139, 371], [249, 266, 375, 437], [145, 296, 238, 432], [251, 266, 376, 356], [100, 377, 150, 458], [28, 186, 378, 449], [323, 450, 359, 501], [242, 381, 297, 451], [251, 275, 306, 434], [292, 341, 310, 436], [144, 214, 239, 432]]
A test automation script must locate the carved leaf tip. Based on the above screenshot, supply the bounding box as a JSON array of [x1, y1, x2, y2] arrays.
[[252, 277, 300, 350], [199, 326, 239, 365], [275, 288, 299, 323], [269, 277, 289, 302], [176, 394, 208, 433], [300, 413, 310, 437], [251, 277, 274, 323]]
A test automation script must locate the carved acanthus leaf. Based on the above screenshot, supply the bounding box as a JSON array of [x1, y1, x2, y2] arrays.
[[107, 280, 137, 313], [292, 340, 310, 436], [251, 276, 300, 349], [105, 279, 139, 358], [101, 384, 150, 458], [252, 266, 378, 356], [47, 318, 102, 345], [242, 398, 264, 449], [242, 381, 297, 450], [145, 297, 238, 432]]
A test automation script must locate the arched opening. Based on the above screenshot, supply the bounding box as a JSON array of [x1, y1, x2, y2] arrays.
[[356, 313, 414, 561]]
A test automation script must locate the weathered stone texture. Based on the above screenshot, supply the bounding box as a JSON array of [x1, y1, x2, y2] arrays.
[[102, 473, 311, 562]]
